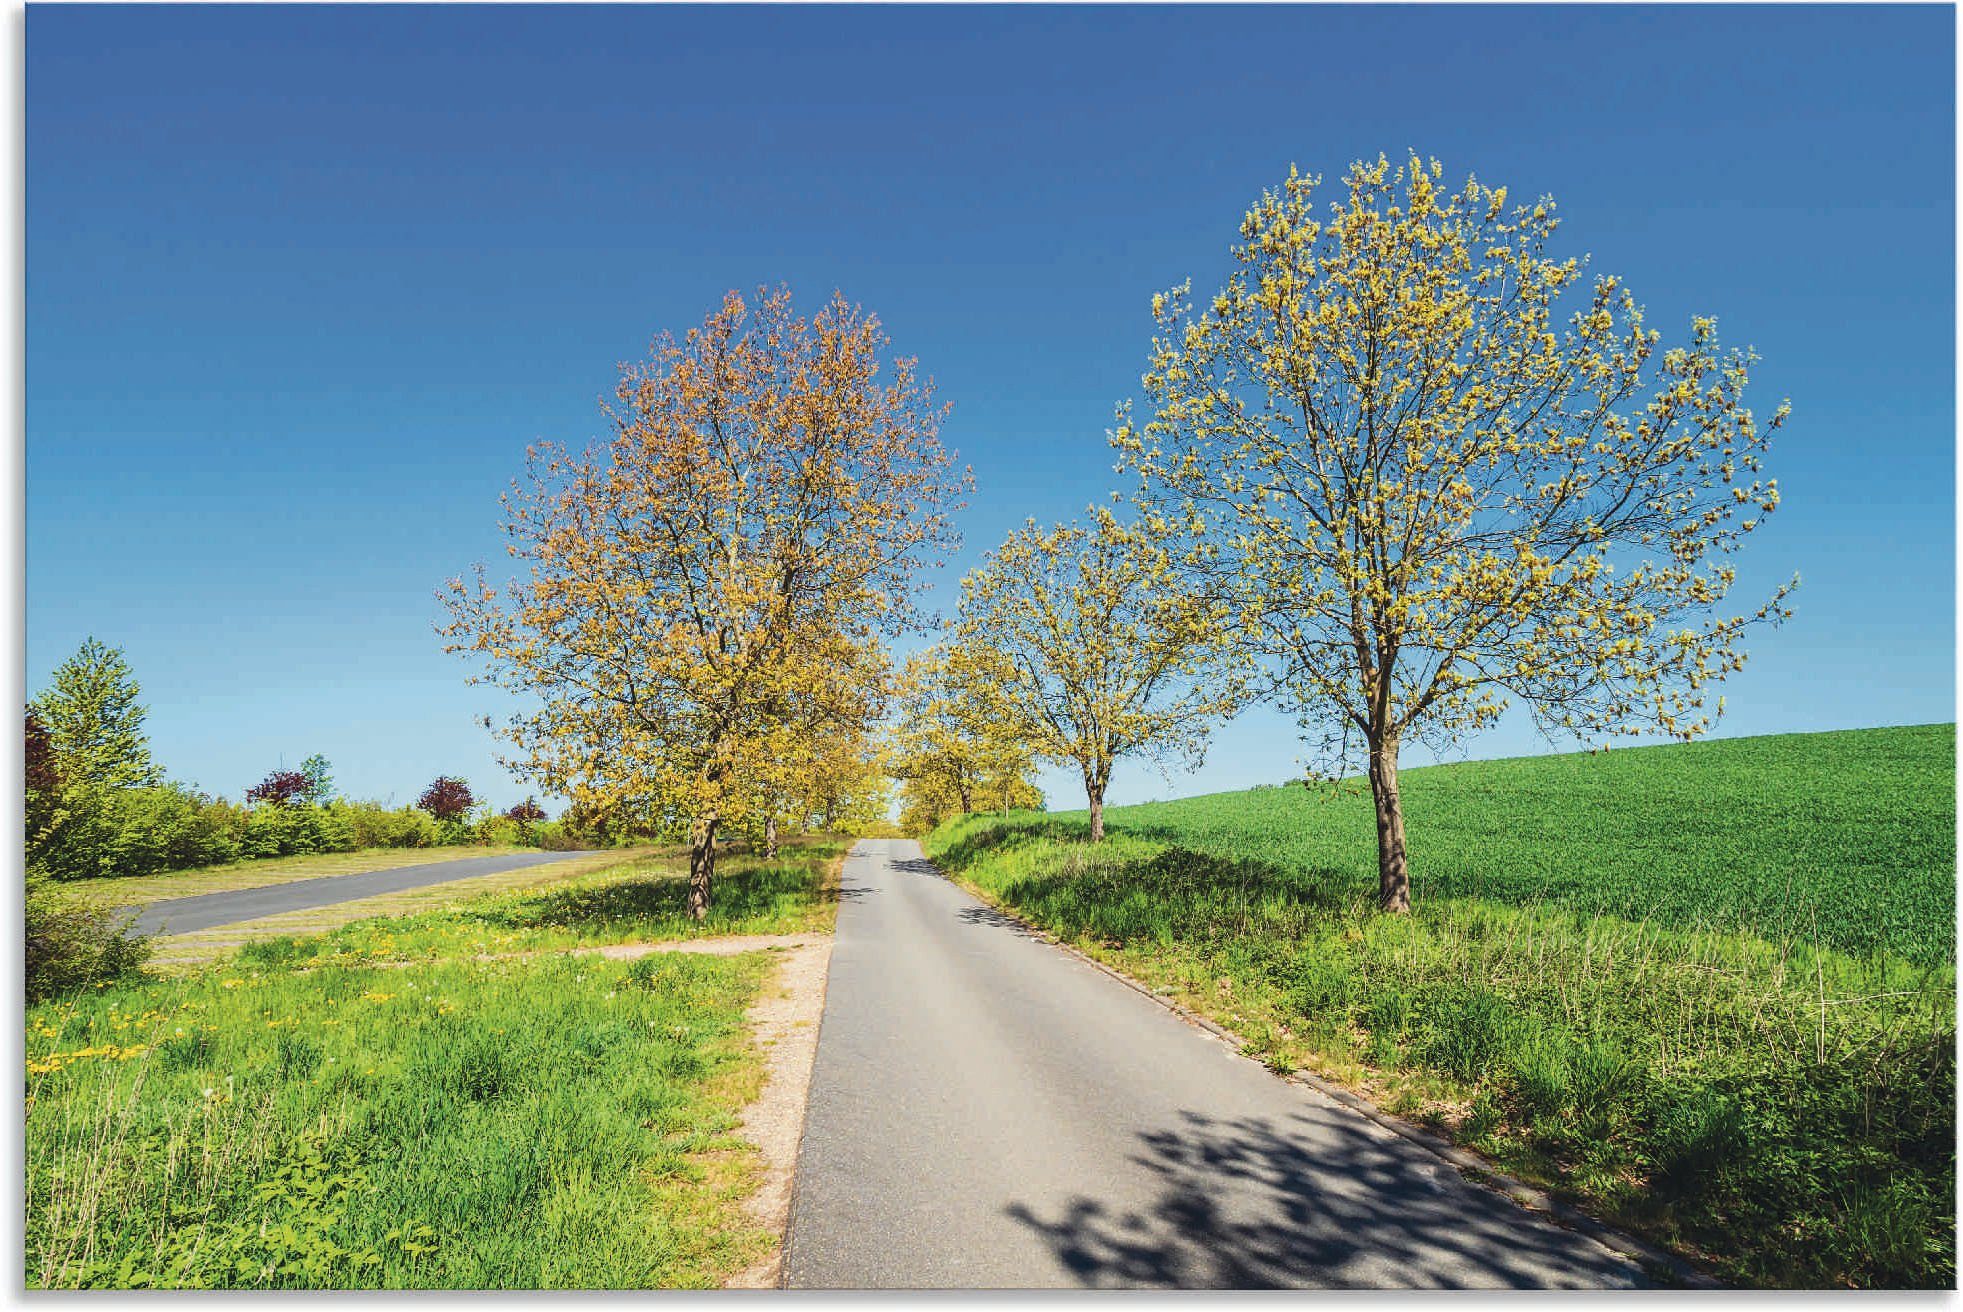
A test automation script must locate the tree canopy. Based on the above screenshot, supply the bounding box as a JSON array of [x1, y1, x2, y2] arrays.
[[1115, 154, 1793, 908]]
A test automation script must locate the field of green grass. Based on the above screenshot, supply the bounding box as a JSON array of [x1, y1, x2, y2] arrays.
[[26, 839, 844, 1289], [926, 725, 1956, 1289]]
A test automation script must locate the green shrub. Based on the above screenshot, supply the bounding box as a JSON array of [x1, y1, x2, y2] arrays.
[[473, 816, 520, 848], [330, 801, 440, 850], [25, 873, 149, 1002], [34, 784, 241, 880]]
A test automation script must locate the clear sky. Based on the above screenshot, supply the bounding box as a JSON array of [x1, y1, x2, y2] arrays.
[[27, 4, 1955, 811]]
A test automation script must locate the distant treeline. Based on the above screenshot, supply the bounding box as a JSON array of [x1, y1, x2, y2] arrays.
[[25, 637, 589, 882]]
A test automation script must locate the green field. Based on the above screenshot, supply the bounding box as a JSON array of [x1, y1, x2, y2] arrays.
[[26, 843, 844, 1289], [926, 725, 1957, 1288]]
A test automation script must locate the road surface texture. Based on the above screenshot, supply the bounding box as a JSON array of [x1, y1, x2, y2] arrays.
[[128, 851, 591, 937], [783, 838, 1649, 1290]]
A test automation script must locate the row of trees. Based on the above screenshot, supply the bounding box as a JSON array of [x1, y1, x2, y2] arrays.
[[446, 153, 1790, 916], [25, 639, 572, 880], [888, 154, 1792, 911]]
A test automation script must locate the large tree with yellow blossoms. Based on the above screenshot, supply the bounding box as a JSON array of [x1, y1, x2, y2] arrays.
[[1115, 155, 1794, 911]]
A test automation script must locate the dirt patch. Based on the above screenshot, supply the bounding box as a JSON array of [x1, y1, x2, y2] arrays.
[[592, 932, 829, 960], [721, 936, 833, 1289]]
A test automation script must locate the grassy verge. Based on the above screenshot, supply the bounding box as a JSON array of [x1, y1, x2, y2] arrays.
[[925, 728, 1955, 1289], [145, 848, 663, 973], [225, 838, 845, 971], [26, 836, 847, 1289], [59, 845, 579, 908]]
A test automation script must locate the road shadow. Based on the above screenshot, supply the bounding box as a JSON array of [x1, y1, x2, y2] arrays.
[[954, 903, 1048, 941], [1005, 1108, 1648, 1289]]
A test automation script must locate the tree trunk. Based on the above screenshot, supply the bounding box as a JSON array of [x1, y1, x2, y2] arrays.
[[1368, 735, 1410, 912], [957, 782, 973, 814], [688, 811, 718, 920], [764, 814, 779, 859], [1087, 774, 1106, 844]]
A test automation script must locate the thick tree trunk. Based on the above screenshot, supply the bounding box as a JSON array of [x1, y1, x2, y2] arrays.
[[1367, 735, 1410, 913], [957, 783, 973, 814], [1087, 774, 1106, 844], [688, 811, 718, 920], [764, 814, 779, 859]]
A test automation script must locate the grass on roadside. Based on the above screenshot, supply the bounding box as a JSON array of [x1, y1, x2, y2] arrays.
[[225, 838, 845, 972], [27, 834, 849, 1289], [925, 727, 1956, 1289], [144, 849, 664, 974], [27, 951, 774, 1288]]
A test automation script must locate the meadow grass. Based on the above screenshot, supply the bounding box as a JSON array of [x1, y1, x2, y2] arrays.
[[229, 837, 844, 971], [926, 726, 1956, 1289], [25, 836, 846, 1289], [144, 848, 668, 973]]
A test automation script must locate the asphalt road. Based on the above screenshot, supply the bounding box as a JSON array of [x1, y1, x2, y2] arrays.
[[782, 837, 1650, 1290], [127, 851, 592, 937]]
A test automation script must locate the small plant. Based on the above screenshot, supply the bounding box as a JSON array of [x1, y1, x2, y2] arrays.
[[25, 873, 149, 1001]]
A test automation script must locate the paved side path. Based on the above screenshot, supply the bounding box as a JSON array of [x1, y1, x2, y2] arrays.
[[129, 851, 592, 937], [783, 838, 1648, 1290]]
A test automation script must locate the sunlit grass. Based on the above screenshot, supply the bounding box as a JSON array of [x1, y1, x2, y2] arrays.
[[26, 835, 846, 1289]]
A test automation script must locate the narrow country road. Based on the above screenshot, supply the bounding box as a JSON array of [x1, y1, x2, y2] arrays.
[[783, 838, 1650, 1290], [128, 851, 591, 937]]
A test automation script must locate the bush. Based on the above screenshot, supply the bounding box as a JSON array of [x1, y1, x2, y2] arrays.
[[473, 815, 521, 847], [237, 802, 359, 859], [325, 801, 438, 850], [25, 873, 148, 1002], [35, 784, 240, 880], [531, 821, 583, 852]]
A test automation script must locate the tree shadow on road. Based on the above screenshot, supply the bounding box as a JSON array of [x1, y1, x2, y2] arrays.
[[1005, 1108, 1649, 1289]]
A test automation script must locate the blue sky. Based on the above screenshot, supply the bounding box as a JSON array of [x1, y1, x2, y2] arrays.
[[27, 4, 1955, 811]]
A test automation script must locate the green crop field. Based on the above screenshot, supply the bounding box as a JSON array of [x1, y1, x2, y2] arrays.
[[1084, 724, 1956, 964], [926, 725, 1957, 1288]]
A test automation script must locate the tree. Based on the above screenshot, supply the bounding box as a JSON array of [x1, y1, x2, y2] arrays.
[[31, 637, 160, 791], [889, 649, 1028, 816], [889, 648, 1044, 833], [246, 770, 309, 807], [298, 754, 336, 806], [1115, 154, 1794, 911], [443, 287, 966, 918], [417, 776, 476, 823], [506, 797, 548, 826], [951, 510, 1246, 841], [25, 708, 62, 851]]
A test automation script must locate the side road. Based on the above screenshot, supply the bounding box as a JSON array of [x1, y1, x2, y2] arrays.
[[128, 850, 592, 936], [784, 838, 1652, 1290]]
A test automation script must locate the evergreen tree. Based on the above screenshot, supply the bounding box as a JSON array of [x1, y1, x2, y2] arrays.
[[30, 638, 160, 791]]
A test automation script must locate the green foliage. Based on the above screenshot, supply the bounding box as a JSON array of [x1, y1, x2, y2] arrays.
[[298, 755, 335, 807], [925, 726, 1958, 1288], [329, 801, 441, 850], [25, 873, 150, 1002], [27, 951, 771, 1288], [36, 785, 241, 880], [239, 804, 359, 860], [31, 637, 160, 790]]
